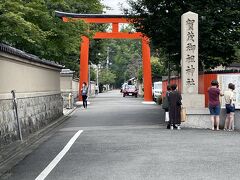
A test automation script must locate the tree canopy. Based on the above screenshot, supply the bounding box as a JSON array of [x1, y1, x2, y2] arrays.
[[94, 24, 169, 87], [0, 0, 104, 75], [127, 0, 240, 69], [100, 38, 142, 88], [99, 69, 116, 85]]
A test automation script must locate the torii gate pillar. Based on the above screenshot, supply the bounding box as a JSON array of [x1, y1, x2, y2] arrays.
[[79, 36, 89, 99], [142, 37, 153, 102]]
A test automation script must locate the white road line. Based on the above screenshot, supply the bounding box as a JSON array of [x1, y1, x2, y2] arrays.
[[35, 130, 83, 180]]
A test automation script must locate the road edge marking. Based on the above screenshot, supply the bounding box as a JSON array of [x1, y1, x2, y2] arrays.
[[35, 130, 83, 180]]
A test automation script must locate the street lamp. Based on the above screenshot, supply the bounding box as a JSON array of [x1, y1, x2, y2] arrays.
[[88, 62, 91, 95], [96, 64, 101, 92], [106, 47, 110, 70], [106, 47, 111, 91], [168, 56, 171, 84]]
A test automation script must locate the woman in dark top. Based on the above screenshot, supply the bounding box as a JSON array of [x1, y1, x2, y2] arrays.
[[208, 80, 223, 130], [81, 82, 88, 109], [165, 85, 172, 129], [168, 84, 182, 130]]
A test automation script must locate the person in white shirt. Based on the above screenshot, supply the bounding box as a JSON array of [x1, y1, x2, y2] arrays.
[[224, 83, 235, 131]]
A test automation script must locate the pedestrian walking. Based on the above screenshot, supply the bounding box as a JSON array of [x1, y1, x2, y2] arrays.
[[81, 82, 88, 109], [208, 80, 223, 130], [168, 84, 182, 130], [162, 85, 171, 129], [224, 83, 235, 131]]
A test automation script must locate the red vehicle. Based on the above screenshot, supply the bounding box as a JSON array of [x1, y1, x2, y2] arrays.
[[123, 85, 138, 98]]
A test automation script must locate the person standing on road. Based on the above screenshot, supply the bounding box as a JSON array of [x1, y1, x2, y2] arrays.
[[208, 80, 223, 131], [81, 82, 88, 109], [162, 85, 172, 129], [168, 84, 182, 130], [224, 83, 235, 131]]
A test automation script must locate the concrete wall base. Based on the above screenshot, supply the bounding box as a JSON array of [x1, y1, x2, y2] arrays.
[[181, 107, 240, 130], [181, 108, 211, 129]]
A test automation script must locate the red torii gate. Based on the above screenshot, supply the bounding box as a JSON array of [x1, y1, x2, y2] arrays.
[[56, 11, 153, 102]]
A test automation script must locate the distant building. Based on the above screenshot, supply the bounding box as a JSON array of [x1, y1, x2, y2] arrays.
[[213, 63, 240, 71]]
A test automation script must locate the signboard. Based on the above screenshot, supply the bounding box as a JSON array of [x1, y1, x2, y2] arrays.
[[218, 74, 240, 109]]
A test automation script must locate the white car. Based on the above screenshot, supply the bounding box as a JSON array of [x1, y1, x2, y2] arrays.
[[153, 81, 162, 100], [120, 83, 128, 93]]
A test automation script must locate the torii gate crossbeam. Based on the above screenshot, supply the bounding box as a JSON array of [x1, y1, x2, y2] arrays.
[[56, 11, 153, 102]]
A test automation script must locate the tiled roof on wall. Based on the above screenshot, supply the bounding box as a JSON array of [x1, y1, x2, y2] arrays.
[[0, 43, 64, 69]]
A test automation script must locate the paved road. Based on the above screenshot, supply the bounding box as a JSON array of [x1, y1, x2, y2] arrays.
[[2, 90, 240, 180]]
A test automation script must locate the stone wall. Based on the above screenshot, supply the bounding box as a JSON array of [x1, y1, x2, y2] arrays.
[[61, 93, 72, 107], [61, 88, 78, 108], [0, 94, 62, 145], [88, 81, 96, 97], [60, 69, 79, 108], [0, 43, 63, 146], [72, 79, 79, 102]]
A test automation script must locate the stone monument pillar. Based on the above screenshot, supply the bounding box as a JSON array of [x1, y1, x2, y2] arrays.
[[181, 11, 204, 108]]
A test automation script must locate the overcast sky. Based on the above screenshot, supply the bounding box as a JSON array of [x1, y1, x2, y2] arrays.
[[101, 0, 130, 14]]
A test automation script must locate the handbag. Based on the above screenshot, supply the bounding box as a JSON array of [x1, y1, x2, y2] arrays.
[[177, 100, 182, 106], [181, 107, 187, 122], [165, 112, 169, 122], [177, 97, 182, 106], [162, 97, 169, 110]]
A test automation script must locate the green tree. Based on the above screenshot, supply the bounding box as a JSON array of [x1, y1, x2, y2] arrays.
[[99, 69, 116, 85], [90, 66, 96, 81], [102, 37, 142, 87], [0, 0, 104, 76], [89, 37, 109, 65], [89, 24, 144, 88], [137, 56, 166, 83], [0, 0, 52, 51], [127, 0, 240, 69], [45, 0, 103, 14], [151, 57, 165, 81]]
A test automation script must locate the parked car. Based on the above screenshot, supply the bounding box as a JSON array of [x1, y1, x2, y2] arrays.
[[123, 85, 138, 98], [153, 81, 162, 101]]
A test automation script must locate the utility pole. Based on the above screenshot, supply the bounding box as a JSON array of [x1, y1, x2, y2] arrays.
[[167, 52, 171, 84], [96, 64, 99, 88], [106, 47, 110, 71], [96, 53, 101, 93], [168, 60, 171, 84], [88, 63, 91, 95], [106, 47, 110, 91]]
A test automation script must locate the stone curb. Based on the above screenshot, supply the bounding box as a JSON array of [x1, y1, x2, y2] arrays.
[[0, 107, 77, 177]]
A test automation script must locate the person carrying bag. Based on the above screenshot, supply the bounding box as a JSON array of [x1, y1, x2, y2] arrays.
[[162, 85, 171, 128]]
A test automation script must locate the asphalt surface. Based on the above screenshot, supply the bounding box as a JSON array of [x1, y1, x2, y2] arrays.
[[2, 90, 240, 180]]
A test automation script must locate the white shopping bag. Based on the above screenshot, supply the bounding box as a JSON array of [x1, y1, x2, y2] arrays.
[[165, 112, 169, 122]]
